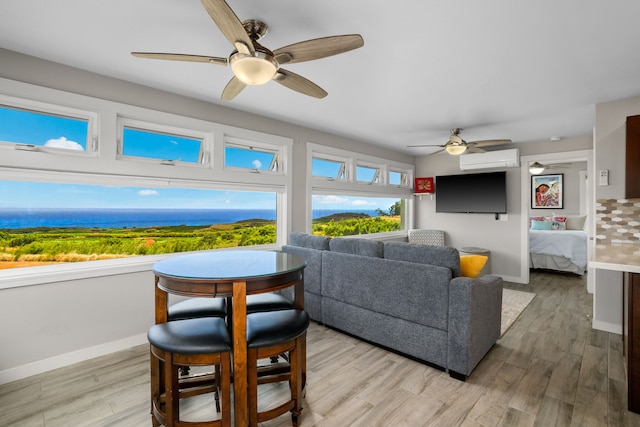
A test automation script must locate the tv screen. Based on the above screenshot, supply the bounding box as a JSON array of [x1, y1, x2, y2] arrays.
[[435, 171, 507, 214]]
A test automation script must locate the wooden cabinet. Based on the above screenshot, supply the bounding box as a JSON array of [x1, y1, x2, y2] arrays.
[[625, 272, 640, 413], [626, 115, 640, 198]]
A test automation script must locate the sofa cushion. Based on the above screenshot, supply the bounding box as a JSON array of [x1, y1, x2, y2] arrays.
[[289, 232, 331, 250], [383, 241, 461, 277], [329, 237, 384, 258], [322, 251, 451, 330]]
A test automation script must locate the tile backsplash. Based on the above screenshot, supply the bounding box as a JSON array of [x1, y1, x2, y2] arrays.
[[595, 198, 640, 244]]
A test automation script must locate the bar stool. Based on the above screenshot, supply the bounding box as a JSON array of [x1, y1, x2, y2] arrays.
[[148, 317, 232, 427], [167, 297, 227, 321], [246, 309, 310, 427]]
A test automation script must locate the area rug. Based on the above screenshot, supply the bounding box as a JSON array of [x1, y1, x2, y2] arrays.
[[501, 288, 536, 337]]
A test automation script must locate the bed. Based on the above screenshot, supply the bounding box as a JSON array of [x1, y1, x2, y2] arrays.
[[529, 215, 588, 275]]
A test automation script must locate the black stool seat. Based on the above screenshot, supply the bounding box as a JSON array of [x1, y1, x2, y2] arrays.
[[167, 297, 227, 321], [247, 309, 310, 348], [148, 317, 231, 354], [247, 293, 294, 313]]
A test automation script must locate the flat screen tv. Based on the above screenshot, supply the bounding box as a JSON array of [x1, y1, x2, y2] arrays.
[[435, 171, 507, 214]]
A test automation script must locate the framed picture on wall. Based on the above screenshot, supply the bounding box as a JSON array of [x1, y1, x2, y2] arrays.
[[531, 173, 564, 209]]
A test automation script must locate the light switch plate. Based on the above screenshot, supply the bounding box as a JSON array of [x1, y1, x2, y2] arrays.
[[599, 169, 609, 186]]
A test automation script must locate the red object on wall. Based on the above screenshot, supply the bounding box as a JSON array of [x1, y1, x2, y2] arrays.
[[414, 177, 435, 193]]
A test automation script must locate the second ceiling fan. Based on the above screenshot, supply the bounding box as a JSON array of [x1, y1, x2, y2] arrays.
[[409, 128, 512, 155], [132, 0, 364, 101]]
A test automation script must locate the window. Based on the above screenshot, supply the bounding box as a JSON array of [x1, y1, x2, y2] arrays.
[[122, 127, 203, 163], [0, 102, 95, 153], [356, 164, 380, 184], [308, 143, 414, 237], [0, 82, 292, 282], [389, 170, 408, 187], [118, 118, 206, 165], [312, 157, 346, 180], [0, 178, 278, 270], [312, 195, 405, 237], [225, 144, 279, 172]]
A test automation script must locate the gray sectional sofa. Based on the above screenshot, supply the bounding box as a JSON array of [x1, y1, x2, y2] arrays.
[[281, 232, 503, 380]]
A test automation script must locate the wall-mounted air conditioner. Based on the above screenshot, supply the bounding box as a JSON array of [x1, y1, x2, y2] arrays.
[[459, 148, 520, 170]]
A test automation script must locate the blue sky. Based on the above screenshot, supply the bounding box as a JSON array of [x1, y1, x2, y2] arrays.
[[0, 106, 399, 211]]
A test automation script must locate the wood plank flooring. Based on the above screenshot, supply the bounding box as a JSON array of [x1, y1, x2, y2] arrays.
[[2, 271, 640, 426]]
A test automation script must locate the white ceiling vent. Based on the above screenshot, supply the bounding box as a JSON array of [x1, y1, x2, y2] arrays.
[[459, 148, 520, 170]]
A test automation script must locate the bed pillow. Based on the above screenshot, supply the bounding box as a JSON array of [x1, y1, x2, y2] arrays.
[[531, 220, 552, 230], [529, 216, 545, 228], [566, 215, 587, 230], [460, 255, 488, 278], [546, 216, 567, 230]]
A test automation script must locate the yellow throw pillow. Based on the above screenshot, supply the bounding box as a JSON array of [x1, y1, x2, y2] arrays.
[[460, 255, 488, 278]]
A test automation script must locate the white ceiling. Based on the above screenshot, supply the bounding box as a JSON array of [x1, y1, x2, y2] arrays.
[[2, 0, 640, 155]]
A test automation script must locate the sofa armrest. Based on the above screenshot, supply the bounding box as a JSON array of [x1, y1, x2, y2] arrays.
[[447, 274, 503, 378]]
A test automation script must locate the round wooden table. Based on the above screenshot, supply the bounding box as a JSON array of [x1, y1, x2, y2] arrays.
[[153, 250, 306, 427]]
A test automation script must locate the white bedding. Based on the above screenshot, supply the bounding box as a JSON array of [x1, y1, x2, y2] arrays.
[[529, 230, 588, 271]]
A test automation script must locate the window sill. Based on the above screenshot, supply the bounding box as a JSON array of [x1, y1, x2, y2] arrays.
[[0, 245, 280, 290]]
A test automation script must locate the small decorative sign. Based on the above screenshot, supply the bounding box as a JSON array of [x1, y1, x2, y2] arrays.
[[414, 177, 435, 193]]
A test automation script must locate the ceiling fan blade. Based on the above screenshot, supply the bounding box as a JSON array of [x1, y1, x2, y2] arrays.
[[273, 69, 328, 98], [201, 0, 254, 54], [467, 146, 487, 153], [221, 76, 246, 101], [428, 148, 445, 156], [470, 139, 512, 147], [273, 34, 364, 65], [131, 52, 228, 66], [406, 144, 445, 148]]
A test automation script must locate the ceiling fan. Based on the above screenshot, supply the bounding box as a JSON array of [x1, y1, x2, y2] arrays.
[[408, 128, 512, 155], [131, 0, 364, 101], [528, 161, 573, 174]]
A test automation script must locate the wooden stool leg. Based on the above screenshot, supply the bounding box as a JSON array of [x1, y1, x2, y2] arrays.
[[290, 336, 302, 427], [220, 353, 232, 427], [165, 352, 179, 427], [150, 351, 161, 426], [248, 347, 259, 427]]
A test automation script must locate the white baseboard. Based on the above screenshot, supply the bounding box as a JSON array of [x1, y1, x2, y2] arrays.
[[0, 333, 148, 386], [592, 319, 622, 335], [499, 274, 527, 284]]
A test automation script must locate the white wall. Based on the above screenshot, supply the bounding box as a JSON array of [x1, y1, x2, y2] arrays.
[[0, 48, 415, 383], [415, 136, 592, 283]]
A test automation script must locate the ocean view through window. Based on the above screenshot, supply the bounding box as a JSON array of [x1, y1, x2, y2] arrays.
[[0, 180, 279, 270]]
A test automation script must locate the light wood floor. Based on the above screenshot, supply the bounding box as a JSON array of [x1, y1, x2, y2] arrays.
[[2, 271, 640, 426]]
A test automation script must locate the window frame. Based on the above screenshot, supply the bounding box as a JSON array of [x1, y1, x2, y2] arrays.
[[0, 93, 98, 155], [223, 135, 285, 175], [116, 117, 209, 167], [0, 78, 293, 289], [307, 143, 414, 237]]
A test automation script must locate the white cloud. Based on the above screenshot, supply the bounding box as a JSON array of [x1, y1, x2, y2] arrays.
[[313, 195, 350, 205], [252, 159, 262, 169], [44, 137, 84, 151], [138, 189, 159, 196]]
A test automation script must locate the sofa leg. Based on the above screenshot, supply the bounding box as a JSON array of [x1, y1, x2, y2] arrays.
[[449, 371, 467, 381]]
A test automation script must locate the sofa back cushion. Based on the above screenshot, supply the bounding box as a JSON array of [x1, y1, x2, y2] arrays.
[[329, 237, 384, 258], [321, 251, 451, 330], [383, 241, 461, 277], [289, 232, 331, 250]]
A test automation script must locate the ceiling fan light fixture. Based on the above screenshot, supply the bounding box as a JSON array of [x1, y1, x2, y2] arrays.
[[230, 52, 278, 85], [445, 143, 467, 155], [529, 161, 545, 174]]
